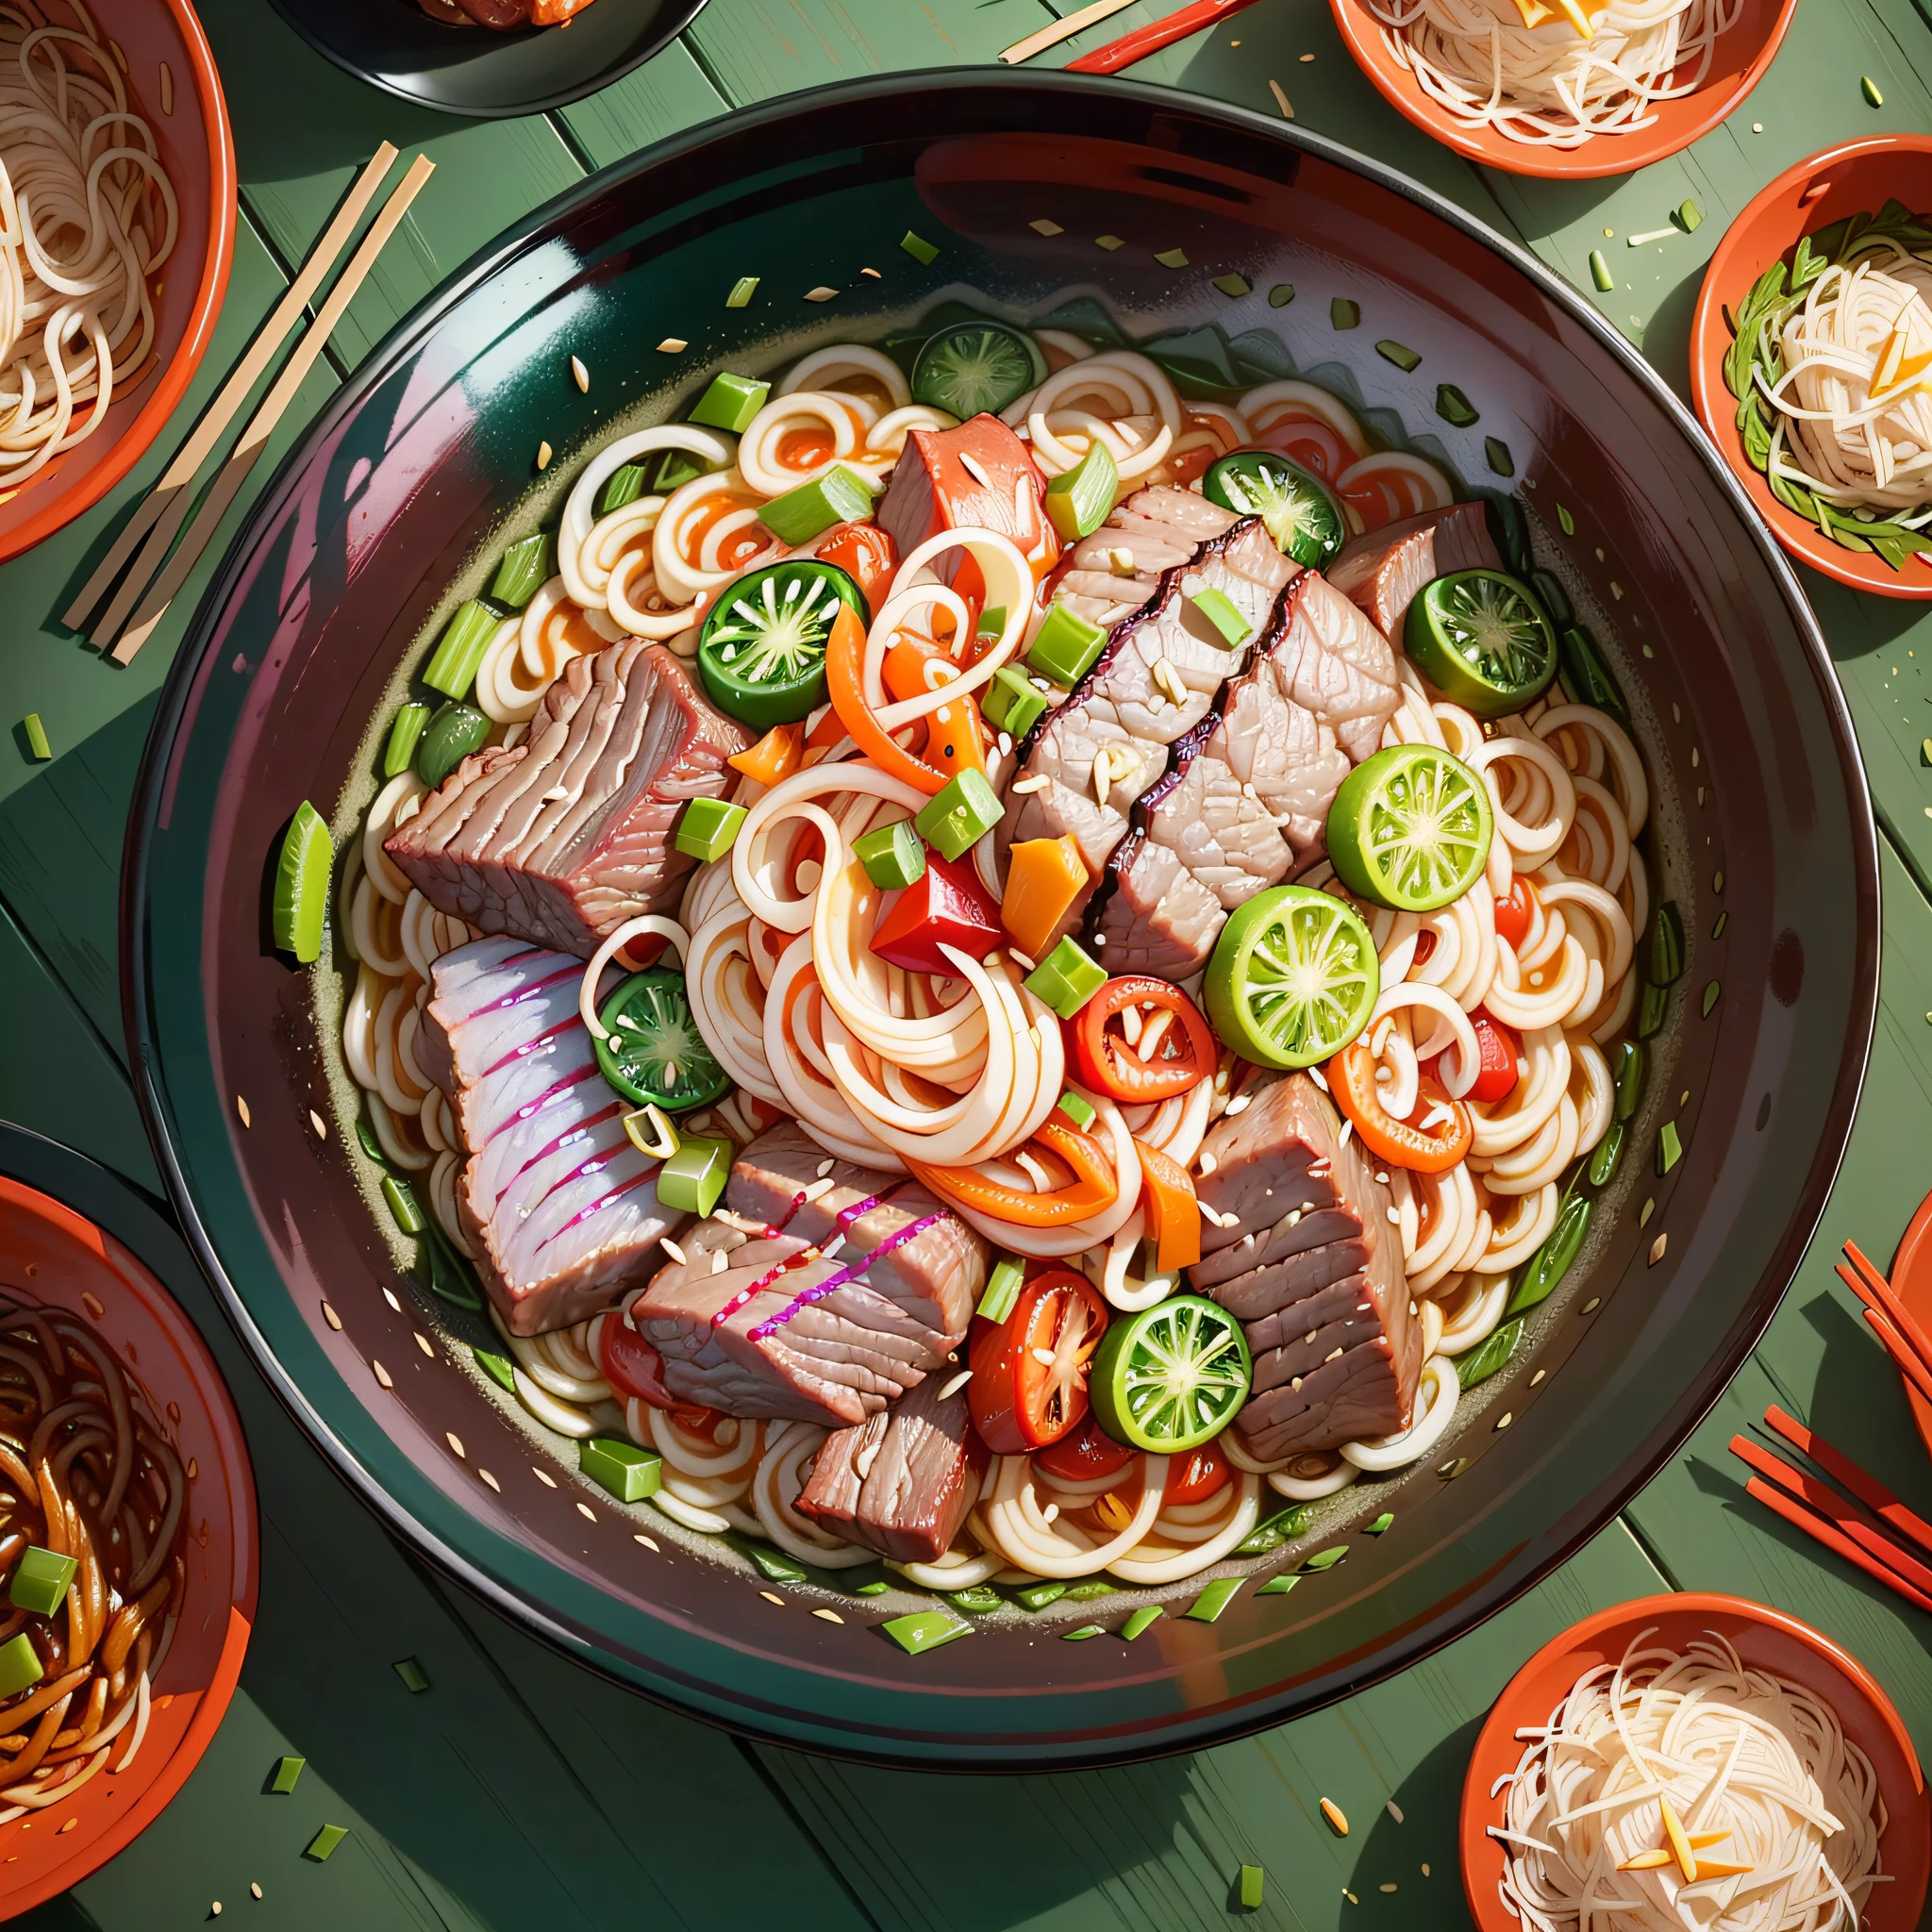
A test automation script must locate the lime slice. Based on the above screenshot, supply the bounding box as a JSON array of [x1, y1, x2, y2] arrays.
[[1201, 450, 1345, 567], [1405, 569, 1557, 717], [911, 322, 1042, 419], [273, 801, 334, 964], [1090, 1295, 1252, 1454], [1203, 884, 1379, 1070], [1325, 745, 1494, 913], [594, 970, 732, 1112]]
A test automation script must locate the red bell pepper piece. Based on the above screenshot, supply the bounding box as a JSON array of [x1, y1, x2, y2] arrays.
[[869, 852, 1003, 974]]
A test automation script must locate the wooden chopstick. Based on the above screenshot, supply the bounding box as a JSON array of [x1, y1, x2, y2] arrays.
[[107, 153, 436, 665], [1762, 1404, 1932, 1557], [1729, 1435, 1932, 1597], [1065, 0, 1261, 75], [1842, 1238, 1932, 1377], [67, 142, 401, 639], [1000, 0, 1137, 64], [1743, 1475, 1932, 1613]]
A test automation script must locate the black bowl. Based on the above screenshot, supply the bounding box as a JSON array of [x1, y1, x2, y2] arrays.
[[125, 72, 1877, 1768], [264, 0, 708, 118]]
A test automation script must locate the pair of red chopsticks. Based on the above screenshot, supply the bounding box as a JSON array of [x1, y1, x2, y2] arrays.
[[1725, 1241, 1932, 1613], [1067, 0, 1260, 76]]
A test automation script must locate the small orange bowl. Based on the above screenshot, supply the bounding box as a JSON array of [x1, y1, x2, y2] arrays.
[[1690, 136, 1932, 600], [0, 0, 235, 566], [0, 1174, 258, 1924], [1329, 0, 1796, 179], [1460, 1593, 1931, 1930]]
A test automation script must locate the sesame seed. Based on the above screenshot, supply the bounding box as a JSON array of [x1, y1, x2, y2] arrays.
[[760, 1591, 785, 1605], [657, 338, 688, 353], [811, 1607, 844, 1623], [534, 1468, 558, 1489], [309, 1108, 327, 1139], [576, 1503, 596, 1522], [479, 1470, 500, 1491], [537, 441, 553, 469], [236, 1095, 251, 1127], [446, 1433, 464, 1458], [373, 1360, 392, 1389], [322, 1300, 341, 1330]]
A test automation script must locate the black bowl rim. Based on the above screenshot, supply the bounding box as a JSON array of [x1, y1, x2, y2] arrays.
[[122, 68, 1880, 1768], [261, 0, 712, 119]]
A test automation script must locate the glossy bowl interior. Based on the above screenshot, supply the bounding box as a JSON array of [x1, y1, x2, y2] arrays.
[[263, 0, 709, 117], [0, 1164, 257, 1921], [1459, 1593, 1931, 1929], [1329, 0, 1795, 179], [127, 74, 1875, 1768], [0, 0, 234, 565], [1690, 136, 1932, 600]]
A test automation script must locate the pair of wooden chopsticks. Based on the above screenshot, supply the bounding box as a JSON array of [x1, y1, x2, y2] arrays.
[[1001, 0, 1260, 75], [67, 142, 436, 665], [1731, 1405, 1932, 1613]]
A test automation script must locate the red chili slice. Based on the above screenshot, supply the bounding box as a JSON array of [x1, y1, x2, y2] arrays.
[[1069, 975, 1216, 1104], [968, 1268, 1109, 1454], [1034, 1409, 1135, 1483]]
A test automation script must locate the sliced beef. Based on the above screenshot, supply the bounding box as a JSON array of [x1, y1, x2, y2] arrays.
[[1327, 503, 1501, 641], [877, 413, 1058, 583], [1266, 571, 1401, 765], [1002, 519, 1295, 952], [1054, 486, 1241, 626], [795, 1371, 987, 1563], [423, 939, 689, 1334], [1189, 1073, 1420, 1456], [632, 1238, 957, 1427], [724, 1123, 985, 1341], [385, 641, 749, 958]]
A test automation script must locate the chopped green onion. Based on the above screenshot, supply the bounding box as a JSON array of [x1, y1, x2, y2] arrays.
[[1024, 938, 1108, 1020], [599, 462, 650, 515], [1121, 1605, 1164, 1640], [1240, 1865, 1265, 1908], [1676, 198, 1703, 233], [1065, 1579, 1116, 1601], [1330, 297, 1359, 329], [760, 464, 874, 547], [392, 1657, 430, 1693], [1044, 441, 1119, 541], [1656, 1121, 1683, 1175], [849, 1578, 889, 1596], [1095, 235, 1125, 252], [1638, 980, 1668, 1039], [1485, 437, 1514, 477], [1183, 1577, 1241, 1623], [945, 1584, 1004, 1615], [271, 1756, 305, 1794], [675, 795, 748, 862], [1703, 979, 1721, 1018], [1154, 248, 1189, 269], [1588, 1120, 1624, 1189], [1235, 1503, 1311, 1555], [1062, 1624, 1105, 1641], [744, 1542, 807, 1584], [1648, 902, 1685, 985], [1011, 1580, 1067, 1611], [383, 703, 430, 779], [273, 802, 334, 964], [913, 768, 1001, 861], [355, 1116, 384, 1163], [1713, 911, 1727, 941], [1589, 251, 1613, 293], [981, 663, 1050, 740], [1189, 585, 1251, 648], [422, 599, 501, 701], [304, 1825, 349, 1863], [880, 1607, 971, 1654], [690, 372, 771, 436], [1268, 283, 1294, 307], [1302, 1546, 1347, 1573], [724, 275, 760, 308], [1056, 1089, 1095, 1130], [8, 1545, 75, 1616], [1025, 603, 1106, 688], [978, 1255, 1025, 1324], [976, 606, 1006, 638], [1456, 1316, 1522, 1388], [416, 703, 491, 790], [1435, 384, 1479, 427], [1364, 1512, 1393, 1536], [489, 534, 551, 609], [21, 712, 50, 760], [853, 819, 926, 891], [1557, 502, 1576, 537], [656, 1135, 733, 1217], [1862, 75, 1883, 107], [1211, 273, 1251, 298], [900, 230, 940, 266], [474, 1347, 516, 1393], [581, 1436, 662, 1503], [1375, 340, 1421, 372], [382, 1174, 425, 1236]]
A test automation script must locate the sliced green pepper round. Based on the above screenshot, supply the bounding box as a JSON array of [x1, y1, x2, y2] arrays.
[[1203, 884, 1379, 1070], [696, 559, 867, 730], [417, 702, 491, 790], [1405, 569, 1557, 716], [1201, 450, 1345, 567], [910, 321, 1043, 419], [594, 969, 732, 1112], [1090, 1295, 1251, 1454], [1325, 744, 1493, 913]]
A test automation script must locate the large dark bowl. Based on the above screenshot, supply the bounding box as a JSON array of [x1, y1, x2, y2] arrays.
[[125, 73, 1877, 1769]]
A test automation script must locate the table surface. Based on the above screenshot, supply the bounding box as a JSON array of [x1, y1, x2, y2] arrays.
[[7, 1, 1932, 1925]]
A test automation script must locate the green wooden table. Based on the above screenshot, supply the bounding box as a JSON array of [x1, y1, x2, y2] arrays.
[[8, 1, 1932, 1924]]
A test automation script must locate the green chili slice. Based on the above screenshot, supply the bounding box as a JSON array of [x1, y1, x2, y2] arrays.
[[696, 559, 867, 730]]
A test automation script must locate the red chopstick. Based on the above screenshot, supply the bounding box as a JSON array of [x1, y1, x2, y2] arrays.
[[1863, 1307, 1932, 1408], [1841, 1238, 1932, 1376], [1066, 0, 1260, 75], [1729, 1436, 1932, 1597], [1743, 1476, 1932, 1613], [1764, 1404, 1932, 1559]]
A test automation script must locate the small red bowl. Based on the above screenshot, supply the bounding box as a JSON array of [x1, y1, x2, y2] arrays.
[[1330, 0, 1795, 179], [1690, 136, 1932, 599], [1460, 1594, 1930, 1930], [0, 0, 235, 565], [0, 1174, 258, 1923]]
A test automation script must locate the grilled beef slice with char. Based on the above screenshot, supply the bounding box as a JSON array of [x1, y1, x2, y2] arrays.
[[1187, 1073, 1421, 1456], [1326, 502, 1501, 641], [724, 1123, 984, 1341], [632, 1239, 956, 1427], [386, 641, 749, 959], [795, 1371, 988, 1563], [422, 938, 690, 1335], [1002, 517, 1296, 952]]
